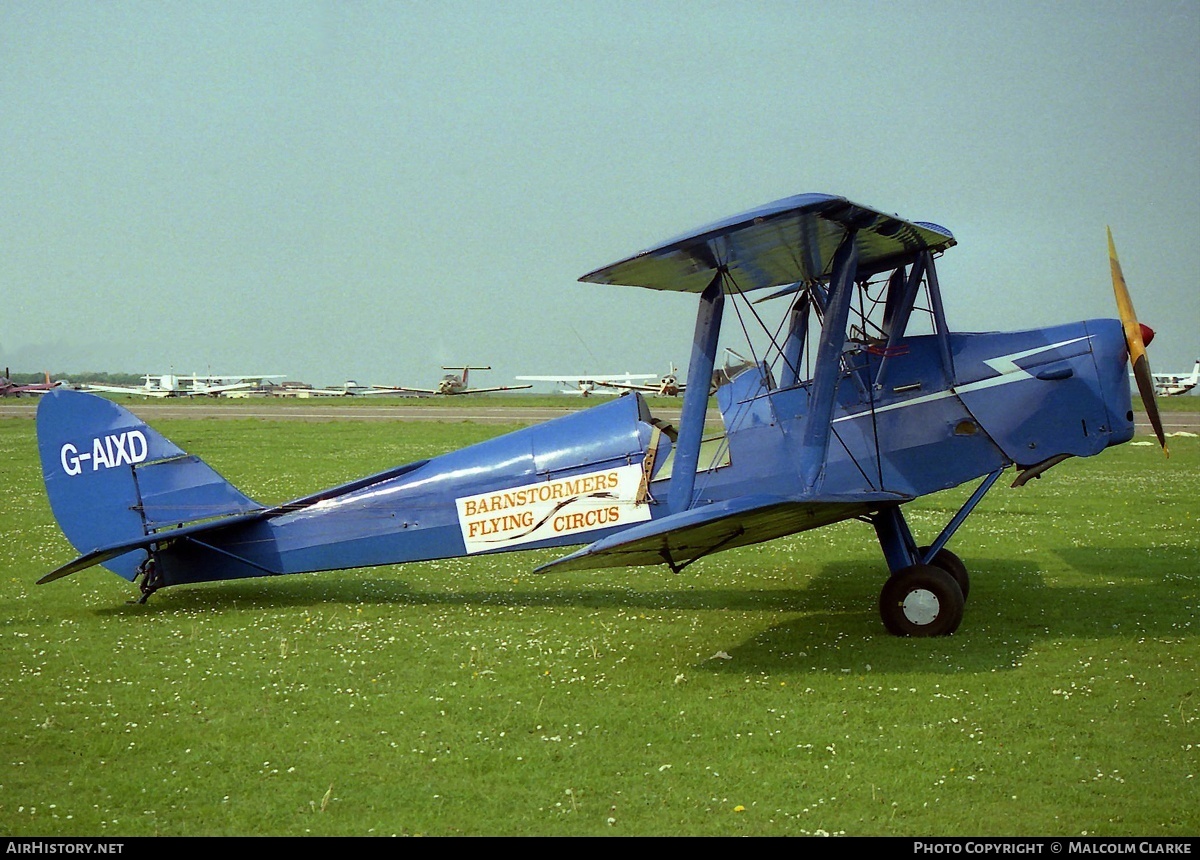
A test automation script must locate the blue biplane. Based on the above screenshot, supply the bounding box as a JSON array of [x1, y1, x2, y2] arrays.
[[34, 193, 1167, 636]]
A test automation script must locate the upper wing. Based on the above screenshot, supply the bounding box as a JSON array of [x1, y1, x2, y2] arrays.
[[535, 490, 908, 574], [453, 384, 533, 394], [580, 192, 955, 294], [190, 382, 254, 395], [595, 381, 655, 392], [82, 384, 174, 398], [196, 375, 285, 382], [308, 386, 379, 396], [359, 386, 427, 394], [516, 374, 658, 383]]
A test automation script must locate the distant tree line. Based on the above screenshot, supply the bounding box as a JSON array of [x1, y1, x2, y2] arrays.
[[4, 370, 148, 385]]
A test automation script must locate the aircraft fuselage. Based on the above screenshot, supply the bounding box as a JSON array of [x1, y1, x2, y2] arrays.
[[137, 318, 1132, 588]]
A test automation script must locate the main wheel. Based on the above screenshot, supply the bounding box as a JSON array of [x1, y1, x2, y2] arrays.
[[918, 545, 970, 601], [879, 564, 965, 637]]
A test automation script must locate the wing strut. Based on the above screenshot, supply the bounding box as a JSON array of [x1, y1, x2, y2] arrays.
[[871, 467, 1003, 574], [799, 233, 858, 492], [918, 467, 1003, 564], [668, 273, 725, 514], [874, 255, 926, 391], [925, 251, 956, 386], [779, 290, 812, 388]]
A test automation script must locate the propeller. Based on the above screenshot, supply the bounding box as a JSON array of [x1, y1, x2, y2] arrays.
[[1108, 227, 1168, 456]]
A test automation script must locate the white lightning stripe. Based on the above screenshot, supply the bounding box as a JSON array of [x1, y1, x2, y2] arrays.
[[968, 336, 1092, 390], [833, 336, 1093, 424]]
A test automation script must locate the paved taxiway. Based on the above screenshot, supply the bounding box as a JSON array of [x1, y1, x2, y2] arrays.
[[1, 401, 613, 424], [2, 399, 1198, 435]]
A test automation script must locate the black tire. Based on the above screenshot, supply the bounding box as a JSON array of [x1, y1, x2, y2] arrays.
[[918, 545, 970, 601], [879, 564, 965, 637]]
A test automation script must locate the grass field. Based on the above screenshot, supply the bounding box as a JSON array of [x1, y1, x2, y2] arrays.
[[0, 404, 1196, 836]]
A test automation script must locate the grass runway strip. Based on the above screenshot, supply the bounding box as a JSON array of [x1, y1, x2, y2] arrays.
[[0, 408, 1196, 836]]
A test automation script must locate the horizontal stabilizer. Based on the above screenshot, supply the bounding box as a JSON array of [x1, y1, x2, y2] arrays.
[[36, 508, 271, 584], [38, 543, 153, 585], [535, 490, 907, 574]]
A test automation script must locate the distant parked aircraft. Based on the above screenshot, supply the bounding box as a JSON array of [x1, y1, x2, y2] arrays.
[[1145, 359, 1200, 397], [308, 380, 397, 396], [189, 374, 285, 397], [1, 369, 62, 397], [83, 374, 283, 398], [374, 366, 532, 396], [515, 371, 658, 397], [596, 350, 759, 396]]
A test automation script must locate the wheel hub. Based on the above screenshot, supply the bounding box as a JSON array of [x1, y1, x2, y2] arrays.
[[901, 588, 940, 626]]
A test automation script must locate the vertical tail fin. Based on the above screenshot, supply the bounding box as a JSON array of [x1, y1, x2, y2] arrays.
[[37, 390, 263, 581]]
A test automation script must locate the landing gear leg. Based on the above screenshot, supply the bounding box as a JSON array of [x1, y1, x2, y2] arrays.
[[869, 470, 1001, 635], [871, 505, 968, 637], [134, 554, 162, 604]]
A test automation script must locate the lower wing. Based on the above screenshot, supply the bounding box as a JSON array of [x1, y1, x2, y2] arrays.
[[535, 490, 908, 574]]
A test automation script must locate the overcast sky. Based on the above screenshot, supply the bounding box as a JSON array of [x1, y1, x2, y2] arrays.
[[2, 1, 1197, 388]]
